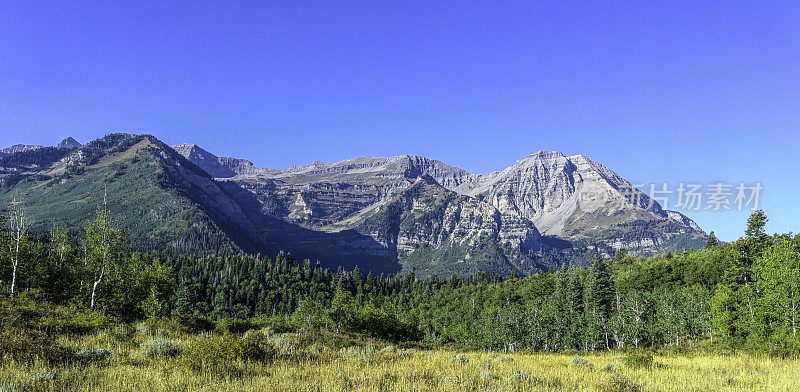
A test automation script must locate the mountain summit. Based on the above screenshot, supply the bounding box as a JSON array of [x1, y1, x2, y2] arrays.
[[57, 137, 82, 149]]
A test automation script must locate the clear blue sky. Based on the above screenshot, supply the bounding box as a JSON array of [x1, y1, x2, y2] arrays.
[[1, 1, 798, 241]]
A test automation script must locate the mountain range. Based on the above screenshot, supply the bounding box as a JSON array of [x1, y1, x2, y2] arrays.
[[0, 133, 706, 276]]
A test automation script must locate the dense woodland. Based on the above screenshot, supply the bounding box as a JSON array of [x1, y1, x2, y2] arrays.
[[1, 199, 799, 356]]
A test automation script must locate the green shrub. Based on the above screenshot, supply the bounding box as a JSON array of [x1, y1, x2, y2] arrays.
[[760, 336, 800, 358], [601, 363, 621, 372], [32, 369, 57, 382], [182, 336, 241, 378], [250, 315, 296, 333], [396, 348, 416, 358], [507, 368, 538, 383], [571, 355, 590, 367], [267, 333, 302, 358], [182, 333, 276, 378], [142, 338, 181, 358], [239, 333, 277, 362], [173, 315, 214, 333], [598, 373, 642, 392], [215, 318, 256, 334], [39, 307, 112, 335], [339, 344, 380, 365], [17, 289, 46, 303], [624, 352, 654, 369]]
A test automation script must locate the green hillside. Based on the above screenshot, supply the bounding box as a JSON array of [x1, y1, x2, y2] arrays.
[[0, 134, 242, 255]]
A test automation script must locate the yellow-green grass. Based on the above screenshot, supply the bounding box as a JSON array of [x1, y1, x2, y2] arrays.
[[1, 330, 799, 392]]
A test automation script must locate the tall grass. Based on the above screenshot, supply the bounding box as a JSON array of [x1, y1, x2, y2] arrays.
[[1, 326, 799, 392]]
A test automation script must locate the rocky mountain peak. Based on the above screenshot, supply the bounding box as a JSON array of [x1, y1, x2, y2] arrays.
[[455, 151, 696, 248], [57, 137, 82, 149], [171, 143, 206, 157], [171, 143, 236, 178], [172, 143, 270, 178]]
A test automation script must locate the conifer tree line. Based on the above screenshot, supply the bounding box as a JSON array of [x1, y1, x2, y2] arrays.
[[1, 199, 799, 354]]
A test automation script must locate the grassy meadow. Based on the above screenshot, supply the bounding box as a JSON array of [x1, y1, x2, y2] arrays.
[[1, 210, 799, 391], [2, 321, 799, 392]]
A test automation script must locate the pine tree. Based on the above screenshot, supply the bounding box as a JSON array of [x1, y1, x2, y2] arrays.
[[585, 256, 615, 350], [736, 210, 770, 287], [173, 282, 201, 319], [745, 210, 768, 239], [564, 269, 585, 349], [705, 231, 720, 248], [586, 256, 615, 319]]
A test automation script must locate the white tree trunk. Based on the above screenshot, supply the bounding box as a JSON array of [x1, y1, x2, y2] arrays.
[[90, 263, 105, 310], [10, 260, 17, 297], [8, 197, 27, 298], [10, 238, 19, 297]]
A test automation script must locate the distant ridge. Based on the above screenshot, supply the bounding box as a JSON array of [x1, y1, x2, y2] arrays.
[[0, 144, 44, 156], [0, 137, 82, 158]]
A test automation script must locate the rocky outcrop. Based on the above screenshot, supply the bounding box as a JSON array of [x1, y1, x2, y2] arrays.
[[351, 175, 544, 276], [666, 210, 703, 232], [0, 144, 43, 156]]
